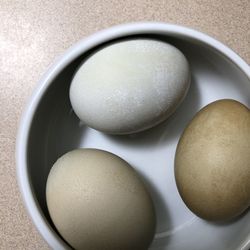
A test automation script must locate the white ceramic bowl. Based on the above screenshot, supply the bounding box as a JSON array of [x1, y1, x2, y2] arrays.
[[16, 22, 250, 250]]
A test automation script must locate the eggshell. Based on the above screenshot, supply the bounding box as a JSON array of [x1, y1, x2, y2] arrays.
[[46, 149, 156, 250], [70, 39, 190, 134], [175, 99, 250, 221]]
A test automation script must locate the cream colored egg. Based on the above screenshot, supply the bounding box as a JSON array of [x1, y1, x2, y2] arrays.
[[175, 99, 250, 221], [70, 39, 190, 134], [46, 149, 156, 250]]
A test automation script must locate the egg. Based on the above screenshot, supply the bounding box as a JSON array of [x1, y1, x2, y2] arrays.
[[46, 149, 156, 250], [70, 39, 190, 134], [175, 99, 250, 221]]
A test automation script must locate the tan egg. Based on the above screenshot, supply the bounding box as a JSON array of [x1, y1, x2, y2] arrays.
[[175, 99, 250, 221], [46, 148, 156, 250]]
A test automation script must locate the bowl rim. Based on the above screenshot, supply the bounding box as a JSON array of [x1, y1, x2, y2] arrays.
[[16, 22, 250, 250]]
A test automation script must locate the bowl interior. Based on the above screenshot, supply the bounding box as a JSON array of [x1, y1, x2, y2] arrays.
[[27, 34, 250, 250]]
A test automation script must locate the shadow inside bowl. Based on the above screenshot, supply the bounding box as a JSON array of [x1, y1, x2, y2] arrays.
[[27, 56, 89, 244], [134, 169, 172, 249]]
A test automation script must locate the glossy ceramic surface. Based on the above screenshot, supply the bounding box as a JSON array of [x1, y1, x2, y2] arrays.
[[16, 23, 250, 250]]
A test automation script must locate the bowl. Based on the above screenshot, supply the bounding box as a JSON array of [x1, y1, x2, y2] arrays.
[[16, 22, 250, 250]]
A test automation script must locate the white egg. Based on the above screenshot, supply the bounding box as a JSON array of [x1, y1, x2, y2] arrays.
[[46, 149, 156, 250], [70, 39, 190, 134]]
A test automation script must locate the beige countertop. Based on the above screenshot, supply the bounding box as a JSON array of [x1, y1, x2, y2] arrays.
[[0, 0, 249, 249]]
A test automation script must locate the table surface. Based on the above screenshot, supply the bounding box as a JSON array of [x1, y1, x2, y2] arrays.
[[0, 0, 249, 249]]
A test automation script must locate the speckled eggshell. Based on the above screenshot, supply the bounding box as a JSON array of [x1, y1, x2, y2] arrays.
[[175, 99, 250, 221], [70, 39, 190, 134], [46, 149, 156, 250]]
